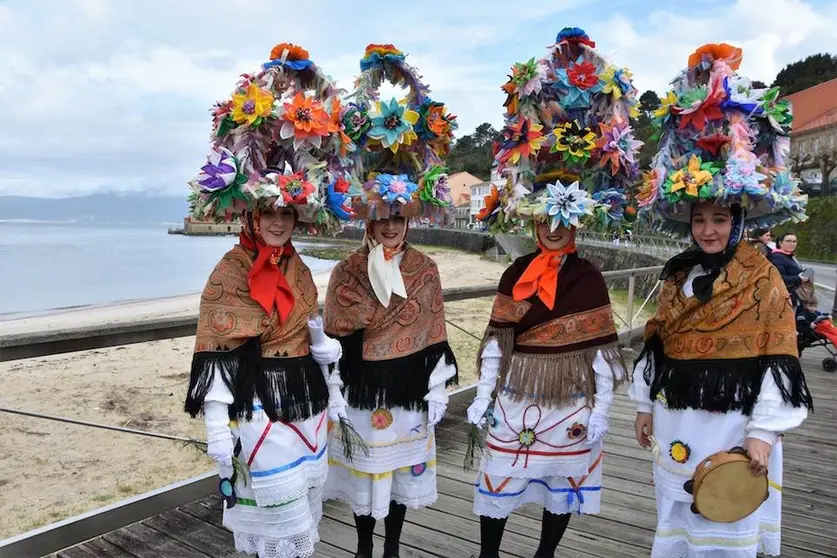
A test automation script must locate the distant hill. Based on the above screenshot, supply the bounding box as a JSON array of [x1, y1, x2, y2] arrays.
[[0, 194, 189, 224]]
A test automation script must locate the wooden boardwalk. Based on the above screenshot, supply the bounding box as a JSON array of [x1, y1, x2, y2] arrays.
[[53, 347, 837, 558]]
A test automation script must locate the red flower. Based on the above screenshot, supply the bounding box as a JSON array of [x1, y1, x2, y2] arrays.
[[696, 133, 731, 157], [278, 172, 314, 205], [567, 60, 599, 90], [333, 177, 350, 193]]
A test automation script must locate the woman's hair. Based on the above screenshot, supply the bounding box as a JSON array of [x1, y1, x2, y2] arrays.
[[776, 232, 797, 245]]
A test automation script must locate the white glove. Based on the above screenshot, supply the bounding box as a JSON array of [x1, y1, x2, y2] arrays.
[[467, 339, 502, 429], [424, 356, 455, 428], [427, 400, 447, 427], [310, 336, 342, 365], [204, 401, 234, 472], [587, 351, 616, 444], [324, 364, 349, 423]]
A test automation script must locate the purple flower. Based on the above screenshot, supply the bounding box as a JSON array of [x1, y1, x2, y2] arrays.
[[197, 148, 238, 192]]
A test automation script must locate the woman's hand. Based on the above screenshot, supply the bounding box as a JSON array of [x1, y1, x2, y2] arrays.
[[635, 412, 653, 449], [744, 438, 771, 476]]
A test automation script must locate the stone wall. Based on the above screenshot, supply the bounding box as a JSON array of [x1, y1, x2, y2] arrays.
[[577, 244, 666, 295], [335, 226, 496, 254]]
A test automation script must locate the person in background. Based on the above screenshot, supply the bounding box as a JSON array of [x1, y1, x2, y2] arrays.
[[769, 233, 808, 307], [748, 227, 773, 257]]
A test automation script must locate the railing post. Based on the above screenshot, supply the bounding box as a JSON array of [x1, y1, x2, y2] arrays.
[[626, 274, 636, 345], [832, 269, 837, 316]]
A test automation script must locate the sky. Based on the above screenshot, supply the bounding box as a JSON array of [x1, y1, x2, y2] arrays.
[[1, 0, 836, 198]]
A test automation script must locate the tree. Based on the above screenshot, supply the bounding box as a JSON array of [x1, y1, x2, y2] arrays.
[[639, 90, 661, 115], [444, 122, 502, 179], [751, 80, 768, 89], [772, 53, 837, 96]]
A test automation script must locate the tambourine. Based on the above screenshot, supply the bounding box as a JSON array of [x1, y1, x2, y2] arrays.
[[683, 446, 768, 523]]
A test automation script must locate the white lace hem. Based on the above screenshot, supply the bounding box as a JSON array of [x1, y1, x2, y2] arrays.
[[233, 527, 319, 558], [252, 471, 327, 507], [326, 490, 438, 520]]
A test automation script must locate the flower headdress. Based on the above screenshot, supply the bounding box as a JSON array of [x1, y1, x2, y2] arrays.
[[187, 42, 354, 232], [637, 43, 807, 233], [343, 44, 458, 223], [480, 28, 642, 233]]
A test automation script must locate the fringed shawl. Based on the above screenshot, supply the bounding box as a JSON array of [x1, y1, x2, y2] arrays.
[[324, 244, 458, 411], [636, 241, 813, 415], [477, 252, 623, 407], [184, 245, 328, 423]]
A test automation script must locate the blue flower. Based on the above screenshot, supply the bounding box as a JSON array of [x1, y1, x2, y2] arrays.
[[326, 177, 354, 221], [263, 58, 314, 71], [556, 27, 595, 47], [723, 156, 768, 198], [375, 174, 418, 205], [593, 188, 628, 222], [367, 98, 419, 153], [721, 76, 764, 115]]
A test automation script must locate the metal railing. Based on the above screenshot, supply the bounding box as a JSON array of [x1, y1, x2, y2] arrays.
[[577, 230, 691, 256], [0, 265, 663, 558]]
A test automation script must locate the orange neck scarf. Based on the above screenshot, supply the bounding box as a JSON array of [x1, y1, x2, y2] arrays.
[[239, 230, 295, 323], [512, 234, 577, 310]]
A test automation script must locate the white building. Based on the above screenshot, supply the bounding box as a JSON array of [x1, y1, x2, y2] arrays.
[[469, 181, 491, 227]]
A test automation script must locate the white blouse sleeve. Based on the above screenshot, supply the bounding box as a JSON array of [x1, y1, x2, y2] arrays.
[[591, 350, 621, 417], [628, 352, 654, 414], [204, 364, 235, 405], [747, 367, 809, 445]]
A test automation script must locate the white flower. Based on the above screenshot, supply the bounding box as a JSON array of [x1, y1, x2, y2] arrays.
[[544, 180, 595, 230]]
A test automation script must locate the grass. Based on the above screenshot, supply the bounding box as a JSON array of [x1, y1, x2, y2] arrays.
[[297, 241, 474, 262]]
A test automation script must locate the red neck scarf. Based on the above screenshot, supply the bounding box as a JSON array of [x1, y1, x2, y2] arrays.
[[239, 231, 295, 323], [512, 233, 577, 310]]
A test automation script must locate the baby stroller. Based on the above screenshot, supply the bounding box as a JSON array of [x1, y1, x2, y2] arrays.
[[794, 276, 837, 372]]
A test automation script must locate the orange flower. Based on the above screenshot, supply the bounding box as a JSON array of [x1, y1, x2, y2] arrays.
[[365, 43, 403, 57], [688, 43, 742, 71], [269, 43, 309, 62], [328, 97, 352, 156], [476, 186, 500, 221], [279, 92, 331, 149]]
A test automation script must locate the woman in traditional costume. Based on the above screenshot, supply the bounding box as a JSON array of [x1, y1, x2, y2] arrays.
[[467, 28, 641, 558], [183, 43, 355, 558], [321, 44, 459, 558], [631, 43, 812, 558]]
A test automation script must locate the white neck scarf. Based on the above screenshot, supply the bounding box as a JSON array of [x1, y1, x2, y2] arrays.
[[364, 228, 407, 308]]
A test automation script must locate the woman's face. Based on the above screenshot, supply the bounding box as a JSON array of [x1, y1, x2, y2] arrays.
[[758, 231, 772, 244], [371, 217, 407, 248], [779, 234, 798, 253], [691, 201, 732, 254], [537, 221, 573, 251], [258, 207, 295, 247]]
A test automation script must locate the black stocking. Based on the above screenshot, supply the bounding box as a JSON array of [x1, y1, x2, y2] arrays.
[[533, 509, 571, 558], [478, 515, 508, 558], [353, 513, 376, 557], [383, 501, 407, 556]]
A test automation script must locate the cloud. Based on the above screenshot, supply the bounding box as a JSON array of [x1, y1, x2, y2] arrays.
[[0, 0, 836, 197]]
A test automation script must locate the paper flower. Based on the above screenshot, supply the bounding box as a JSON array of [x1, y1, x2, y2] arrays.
[[636, 169, 661, 208], [415, 99, 456, 140], [327, 97, 352, 157], [497, 118, 546, 166], [342, 102, 372, 143], [419, 166, 451, 206], [196, 148, 240, 192], [760, 87, 793, 132], [544, 180, 596, 230], [566, 422, 587, 440], [264, 43, 313, 71], [367, 98, 419, 153], [653, 91, 677, 120], [326, 177, 354, 220], [688, 43, 742, 71], [599, 65, 634, 101], [550, 120, 597, 164], [231, 83, 274, 127], [664, 155, 719, 201], [370, 408, 394, 430], [672, 83, 725, 132], [555, 56, 600, 109], [375, 173, 418, 204], [593, 188, 627, 222], [696, 133, 732, 158], [555, 27, 596, 48], [277, 171, 315, 205], [361, 44, 406, 71], [723, 156, 768, 198], [597, 120, 643, 175], [722, 76, 765, 115], [476, 185, 500, 222], [518, 428, 537, 447], [279, 92, 331, 150], [509, 58, 546, 97]]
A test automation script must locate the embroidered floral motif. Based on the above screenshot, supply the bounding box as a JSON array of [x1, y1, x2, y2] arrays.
[[370, 408, 394, 430], [566, 422, 587, 440], [411, 463, 427, 477], [670, 440, 691, 463], [518, 428, 537, 447]]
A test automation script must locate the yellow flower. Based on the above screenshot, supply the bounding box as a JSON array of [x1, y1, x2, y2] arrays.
[[669, 440, 690, 464], [231, 83, 274, 126], [654, 91, 677, 119], [669, 155, 713, 198]]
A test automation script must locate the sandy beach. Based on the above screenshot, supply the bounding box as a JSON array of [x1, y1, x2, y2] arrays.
[[0, 246, 650, 539]]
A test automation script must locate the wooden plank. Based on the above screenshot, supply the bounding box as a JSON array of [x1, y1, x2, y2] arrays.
[[142, 510, 232, 555], [102, 524, 209, 558], [57, 538, 138, 558]]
